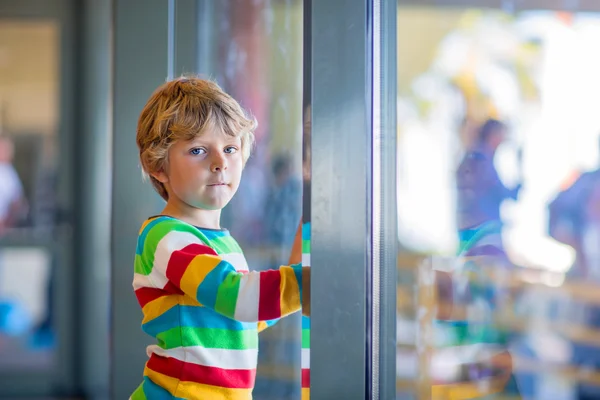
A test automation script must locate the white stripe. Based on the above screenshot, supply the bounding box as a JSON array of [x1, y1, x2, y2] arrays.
[[301, 348, 310, 369], [147, 345, 258, 370], [302, 253, 311, 267], [151, 230, 204, 289], [221, 252, 248, 272], [233, 271, 260, 321], [133, 273, 153, 290]]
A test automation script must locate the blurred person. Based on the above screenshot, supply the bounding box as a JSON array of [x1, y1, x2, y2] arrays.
[[131, 76, 310, 400], [433, 151, 520, 399], [0, 137, 26, 234], [471, 119, 521, 222], [264, 152, 301, 256], [548, 141, 600, 400]]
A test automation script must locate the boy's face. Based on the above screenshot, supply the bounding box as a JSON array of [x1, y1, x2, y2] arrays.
[[154, 125, 243, 211]]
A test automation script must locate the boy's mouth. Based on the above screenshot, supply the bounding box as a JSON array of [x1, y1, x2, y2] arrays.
[[207, 182, 227, 186]]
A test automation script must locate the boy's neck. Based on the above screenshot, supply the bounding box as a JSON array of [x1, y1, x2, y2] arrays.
[[161, 200, 222, 229]]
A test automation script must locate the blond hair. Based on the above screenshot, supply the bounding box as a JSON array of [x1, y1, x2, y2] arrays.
[[137, 76, 257, 200]]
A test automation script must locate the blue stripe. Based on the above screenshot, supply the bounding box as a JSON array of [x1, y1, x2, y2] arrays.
[[198, 228, 230, 241], [302, 315, 311, 329], [302, 222, 311, 240], [136, 217, 170, 255], [142, 376, 186, 400], [196, 260, 232, 310], [142, 305, 255, 336]]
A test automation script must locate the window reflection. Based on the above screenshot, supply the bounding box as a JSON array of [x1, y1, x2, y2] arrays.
[[397, 5, 600, 399], [199, 1, 304, 399]]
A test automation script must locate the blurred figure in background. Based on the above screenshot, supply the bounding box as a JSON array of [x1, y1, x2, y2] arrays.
[[470, 119, 521, 222], [432, 149, 520, 398], [264, 152, 302, 265], [548, 137, 600, 400], [0, 137, 26, 234]]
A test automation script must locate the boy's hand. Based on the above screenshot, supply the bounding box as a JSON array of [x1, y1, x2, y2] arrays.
[[302, 266, 311, 317], [289, 219, 303, 265]]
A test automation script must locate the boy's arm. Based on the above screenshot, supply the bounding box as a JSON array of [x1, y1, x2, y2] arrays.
[[140, 224, 309, 322], [289, 220, 303, 265], [258, 220, 306, 333]]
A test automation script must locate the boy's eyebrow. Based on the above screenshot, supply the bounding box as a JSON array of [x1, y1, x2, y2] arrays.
[[186, 135, 241, 145]]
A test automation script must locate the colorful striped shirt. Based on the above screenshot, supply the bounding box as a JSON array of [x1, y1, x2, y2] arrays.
[[130, 216, 304, 400]]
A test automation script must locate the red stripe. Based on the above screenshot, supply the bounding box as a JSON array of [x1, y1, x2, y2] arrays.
[[257, 270, 282, 321], [135, 287, 166, 308], [147, 354, 255, 389], [166, 243, 217, 288], [301, 368, 310, 387]]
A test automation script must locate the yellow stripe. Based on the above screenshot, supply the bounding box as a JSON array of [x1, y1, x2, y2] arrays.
[[177, 381, 251, 400], [179, 254, 222, 299], [257, 321, 269, 333], [139, 219, 153, 234], [432, 379, 505, 400], [301, 388, 310, 400], [142, 294, 201, 324], [145, 366, 251, 399], [144, 367, 179, 396], [279, 266, 301, 316]]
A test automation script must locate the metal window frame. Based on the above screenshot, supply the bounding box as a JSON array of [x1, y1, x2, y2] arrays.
[[307, 0, 397, 398]]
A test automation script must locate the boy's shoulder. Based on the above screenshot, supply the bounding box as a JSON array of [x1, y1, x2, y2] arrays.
[[136, 216, 207, 250], [136, 215, 241, 255]]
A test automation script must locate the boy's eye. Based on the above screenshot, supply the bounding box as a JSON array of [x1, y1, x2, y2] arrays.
[[189, 148, 206, 156], [224, 146, 238, 154]]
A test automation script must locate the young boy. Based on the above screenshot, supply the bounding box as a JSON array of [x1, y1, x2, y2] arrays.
[[131, 77, 310, 400]]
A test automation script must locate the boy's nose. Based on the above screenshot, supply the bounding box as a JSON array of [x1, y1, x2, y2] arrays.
[[210, 154, 227, 172]]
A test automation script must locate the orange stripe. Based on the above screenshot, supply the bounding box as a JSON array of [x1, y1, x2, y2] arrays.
[[138, 219, 153, 234], [279, 266, 301, 316], [144, 366, 179, 396], [142, 294, 201, 324], [145, 367, 251, 399], [177, 381, 251, 400], [179, 254, 222, 300]]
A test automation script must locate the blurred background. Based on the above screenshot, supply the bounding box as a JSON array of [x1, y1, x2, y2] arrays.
[[1, 0, 600, 399]]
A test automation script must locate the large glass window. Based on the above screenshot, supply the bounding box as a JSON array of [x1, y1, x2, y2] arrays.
[[396, 3, 600, 399], [197, 1, 304, 398]]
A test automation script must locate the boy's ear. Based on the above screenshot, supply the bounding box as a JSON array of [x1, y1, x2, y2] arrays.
[[150, 169, 169, 183]]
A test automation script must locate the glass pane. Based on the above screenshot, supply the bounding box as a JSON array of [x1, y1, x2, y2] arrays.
[[0, 20, 60, 371], [396, 4, 600, 399], [198, 1, 304, 399]]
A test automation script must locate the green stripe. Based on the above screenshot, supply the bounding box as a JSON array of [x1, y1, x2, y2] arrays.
[[302, 328, 310, 348], [142, 220, 197, 267], [130, 383, 147, 400], [215, 271, 240, 318], [302, 240, 310, 253], [156, 326, 258, 350], [206, 235, 242, 254], [134, 254, 147, 275]]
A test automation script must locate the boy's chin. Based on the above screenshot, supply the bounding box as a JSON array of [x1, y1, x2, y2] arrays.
[[194, 199, 232, 211]]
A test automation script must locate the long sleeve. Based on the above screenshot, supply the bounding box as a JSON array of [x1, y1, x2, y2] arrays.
[[135, 218, 305, 322]]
